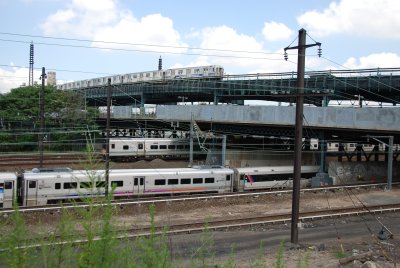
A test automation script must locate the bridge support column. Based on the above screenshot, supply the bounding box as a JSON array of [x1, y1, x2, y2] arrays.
[[318, 131, 326, 172], [322, 96, 329, 107], [213, 89, 219, 105], [141, 93, 147, 115]]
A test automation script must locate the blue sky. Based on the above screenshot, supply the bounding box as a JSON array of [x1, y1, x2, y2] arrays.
[[1, 0, 400, 93]]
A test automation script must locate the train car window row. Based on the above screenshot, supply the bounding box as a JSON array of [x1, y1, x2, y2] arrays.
[[153, 177, 217, 186], [245, 174, 292, 182]]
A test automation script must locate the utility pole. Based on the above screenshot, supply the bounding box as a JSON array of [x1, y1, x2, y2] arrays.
[[189, 113, 194, 167], [284, 28, 321, 245], [39, 67, 46, 168], [105, 78, 112, 197]]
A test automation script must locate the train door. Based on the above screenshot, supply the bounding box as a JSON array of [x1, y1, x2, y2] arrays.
[[133, 177, 145, 195], [24, 180, 38, 206], [225, 174, 233, 192], [1, 180, 14, 208], [137, 142, 145, 157]]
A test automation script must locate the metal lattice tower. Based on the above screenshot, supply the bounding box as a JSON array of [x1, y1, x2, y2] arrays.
[[29, 42, 34, 86], [158, 56, 162, 71]]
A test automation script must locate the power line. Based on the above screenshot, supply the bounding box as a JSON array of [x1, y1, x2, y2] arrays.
[[0, 31, 285, 56], [0, 38, 287, 61]]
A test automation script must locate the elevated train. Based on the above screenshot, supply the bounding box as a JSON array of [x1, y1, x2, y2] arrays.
[[105, 137, 399, 161], [0, 165, 319, 208], [56, 65, 224, 90]]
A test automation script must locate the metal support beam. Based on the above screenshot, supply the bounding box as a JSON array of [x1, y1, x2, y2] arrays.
[[39, 67, 46, 168], [189, 113, 194, 167], [369, 136, 394, 190], [105, 78, 112, 197]]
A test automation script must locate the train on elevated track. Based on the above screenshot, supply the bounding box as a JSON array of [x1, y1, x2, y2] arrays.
[[56, 65, 224, 90], [103, 137, 399, 161], [0, 165, 319, 208]]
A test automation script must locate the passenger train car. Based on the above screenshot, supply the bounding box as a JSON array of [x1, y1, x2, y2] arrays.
[[56, 65, 224, 90], [0, 165, 319, 208], [106, 138, 199, 161], [234, 165, 319, 191]]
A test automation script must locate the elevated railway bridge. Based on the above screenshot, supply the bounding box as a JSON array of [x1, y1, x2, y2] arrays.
[[80, 67, 400, 107], [74, 67, 400, 163]]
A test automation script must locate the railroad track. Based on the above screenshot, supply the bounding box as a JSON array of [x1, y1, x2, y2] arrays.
[[129, 203, 400, 236], [1, 182, 398, 214], [0, 154, 102, 170], [3, 203, 399, 251]]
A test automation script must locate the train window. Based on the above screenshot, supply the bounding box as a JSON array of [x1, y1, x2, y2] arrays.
[[180, 178, 191, 184], [205, 177, 215, 184], [146, 73, 150, 77], [5, 181, 12, 189], [55, 183, 61, 190], [226, 175, 231, 181], [160, 145, 167, 149], [168, 145, 175, 149], [134, 178, 138, 186], [155, 179, 166, 185], [138, 143, 144, 149], [140, 178, 144, 185], [123, 145, 129, 150], [96, 181, 106, 188], [29, 181, 37, 188], [168, 179, 179, 185], [111, 144, 115, 149], [80, 182, 92, 188], [177, 145, 184, 149], [193, 178, 203, 184], [150, 145, 158, 150], [64, 182, 77, 189], [185, 145, 190, 149], [112, 181, 123, 187]]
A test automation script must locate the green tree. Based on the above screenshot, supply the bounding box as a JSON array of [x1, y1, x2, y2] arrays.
[[0, 85, 99, 152]]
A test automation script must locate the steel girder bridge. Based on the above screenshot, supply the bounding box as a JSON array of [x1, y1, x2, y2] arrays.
[[79, 67, 400, 107]]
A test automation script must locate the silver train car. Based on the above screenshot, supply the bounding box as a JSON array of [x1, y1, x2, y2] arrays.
[[233, 165, 320, 192], [106, 138, 197, 161], [57, 65, 224, 90], [0, 165, 320, 208], [0, 172, 17, 208]]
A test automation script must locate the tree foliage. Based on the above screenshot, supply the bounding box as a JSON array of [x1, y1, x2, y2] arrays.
[[0, 85, 99, 152]]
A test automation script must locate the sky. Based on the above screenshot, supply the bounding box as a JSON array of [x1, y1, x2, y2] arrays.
[[1, 0, 400, 94]]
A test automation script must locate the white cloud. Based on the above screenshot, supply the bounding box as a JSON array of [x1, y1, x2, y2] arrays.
[[343, 53, 400, 69], [92, 13, 188, 54], [297, 0, 400, 38], [262, 21, 293, 41], [40, 0, 118, 37], [187, 25, 297, 74], [40, 1, 187, 53], [0, 65, 42, 93]]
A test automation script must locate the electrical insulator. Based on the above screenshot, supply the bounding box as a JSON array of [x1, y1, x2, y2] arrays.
[[284, 51, 288, 61], [318, 46, 322, 57]]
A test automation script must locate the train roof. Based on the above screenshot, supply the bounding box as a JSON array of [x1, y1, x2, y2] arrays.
[[22, 167, 233, 180], [0, 172, 17, 179], [234, 165, 319, 174], [109, 137, 188, 141]]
